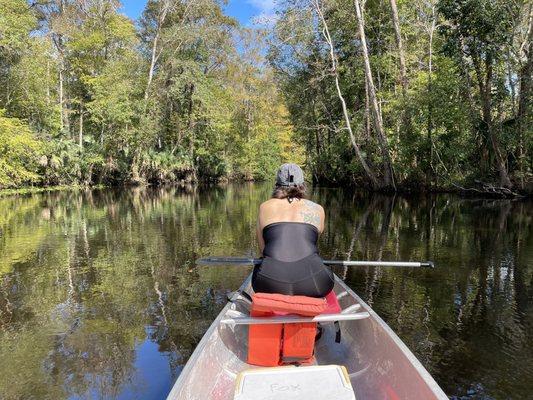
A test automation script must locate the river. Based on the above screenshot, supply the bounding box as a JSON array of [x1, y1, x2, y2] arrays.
[[0, 184, 531, 399]]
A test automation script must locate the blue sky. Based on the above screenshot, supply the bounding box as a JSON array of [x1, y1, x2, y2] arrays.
[[119, 0, 276, 26]]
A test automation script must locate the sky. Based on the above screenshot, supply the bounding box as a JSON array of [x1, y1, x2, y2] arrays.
[[119, 0, 277, 26]]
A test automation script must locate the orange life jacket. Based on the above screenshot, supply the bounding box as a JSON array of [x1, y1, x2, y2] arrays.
[[248, 291, 341, 366]]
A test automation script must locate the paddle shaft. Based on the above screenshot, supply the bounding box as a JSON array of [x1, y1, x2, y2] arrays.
[[197, 257, 435, 268]]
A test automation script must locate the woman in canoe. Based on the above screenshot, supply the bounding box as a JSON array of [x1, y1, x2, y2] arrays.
[[253, 163, 334, 298]]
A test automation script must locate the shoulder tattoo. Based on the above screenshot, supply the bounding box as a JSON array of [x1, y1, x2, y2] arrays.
[[300, 200, 321, 227]]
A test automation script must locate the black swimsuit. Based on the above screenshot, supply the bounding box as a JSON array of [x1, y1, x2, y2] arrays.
[[252, 222, 334, 298]]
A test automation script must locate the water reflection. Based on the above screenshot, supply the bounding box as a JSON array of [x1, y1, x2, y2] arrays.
[[0, 185, 531, 399]]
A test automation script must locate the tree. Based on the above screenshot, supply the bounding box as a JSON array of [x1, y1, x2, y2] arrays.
[[389, 0, 408, 97], [141, 0, 174, 101], [0, 111, 44, 188], [6, 37, 61, 133], [439, 0, 521, 188], [516, 4, 532, 189], [354, 0, 395, 189], [0, 0, 529, 193], [314, 0, 379, 187]]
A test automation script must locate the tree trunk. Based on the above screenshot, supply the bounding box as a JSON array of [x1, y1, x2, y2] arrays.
[[145, 1, 170, 101], [507, 51, 516, 115], [389, 0, 407, 97], [313, 0, 379, 188], [131, 153, 142, 184], [59, 66, 67, 133], [354, 0, 395, 189], [364, 79, 371, 140], [473, 54, 512, 188], [187, 83, 197, 181], [46, 59, 50, 106], [79, 103, 83, 150], [517, 12, 533, 189], [145, 32, 160, 101], [53, 2, 69, 136], [427, 9, 436, 182]]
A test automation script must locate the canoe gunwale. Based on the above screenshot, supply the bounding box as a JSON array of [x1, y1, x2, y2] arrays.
[[332, 276, 448, 399], [165, 275, 252, 400]]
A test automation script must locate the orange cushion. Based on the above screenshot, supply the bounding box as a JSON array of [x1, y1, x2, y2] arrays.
[[324, 291, 342, 313], [282, 322, 317, 363], [248, 309, 283, 366], [252, 293, 328, 316]]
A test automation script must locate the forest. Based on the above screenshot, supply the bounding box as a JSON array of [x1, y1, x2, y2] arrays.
[[0, 0, 531, 194]]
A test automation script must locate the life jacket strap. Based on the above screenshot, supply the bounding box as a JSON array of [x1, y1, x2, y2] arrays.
[[335, 321, 341, 343]]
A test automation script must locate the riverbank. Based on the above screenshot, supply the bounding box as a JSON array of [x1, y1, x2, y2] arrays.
[[0, 184, 106, 198], [1, 179, 531, 199]]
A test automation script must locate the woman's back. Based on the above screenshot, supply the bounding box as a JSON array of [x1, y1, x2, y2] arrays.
[[257, 198, 325, 254], [253, 191, 332, 298], [262, 222, 319, 262]]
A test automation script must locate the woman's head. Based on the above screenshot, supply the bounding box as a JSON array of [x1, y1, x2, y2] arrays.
[[272, 164, 306, 200]]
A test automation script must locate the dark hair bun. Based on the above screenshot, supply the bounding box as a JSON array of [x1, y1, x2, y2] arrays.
[[272, 184, 307, 200]]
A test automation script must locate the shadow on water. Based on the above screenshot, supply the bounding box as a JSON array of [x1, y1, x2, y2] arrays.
[[0, 184, 531, 399]]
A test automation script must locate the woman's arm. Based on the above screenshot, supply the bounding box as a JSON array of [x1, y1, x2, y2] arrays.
[[256, 204, 265, 255], [318, 204, 325, 233]]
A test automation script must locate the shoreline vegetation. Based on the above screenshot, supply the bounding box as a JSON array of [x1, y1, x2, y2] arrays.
[[0, 185, 81, 197], [1, 180, 530, 200], [0, 0, 531, 198], [0, 184, 106, 198]]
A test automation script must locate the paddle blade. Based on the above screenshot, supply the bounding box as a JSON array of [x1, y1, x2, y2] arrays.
[[195, 257, 261, 266]]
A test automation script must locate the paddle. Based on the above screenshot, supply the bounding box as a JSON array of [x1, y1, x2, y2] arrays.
[[197, 257, 435, 268]]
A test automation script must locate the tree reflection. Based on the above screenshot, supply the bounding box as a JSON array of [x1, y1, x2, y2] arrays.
[[336, 194, 532, 399], [0, 186, 531, 399]]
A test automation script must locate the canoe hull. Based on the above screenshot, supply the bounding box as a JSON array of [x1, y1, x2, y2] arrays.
[[167, 274, 447, 400]]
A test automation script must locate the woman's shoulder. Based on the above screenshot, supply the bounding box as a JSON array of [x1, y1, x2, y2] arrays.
[[298, 199, 324, 216], [259, 198, 280, 209], [300, 199, 323, 209], [298, 199, 324, 228], [260, 198, 323, 210], [258, 198, 324, 231], [258, 199, 283, 221]]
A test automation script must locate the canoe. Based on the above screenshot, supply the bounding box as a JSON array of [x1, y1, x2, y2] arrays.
[[166, 274, 448, 400]]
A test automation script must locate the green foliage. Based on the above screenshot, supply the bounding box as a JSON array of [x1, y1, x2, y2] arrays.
[[6, 37, 61, 132], [268, 0, 531, 191], [438, 0, 519, 59], [85, 55, 144, 151], [0, 111, 44, 188], [0, 0, 529, 192], [0, 0, 36, 53], [42, 138, 105, 186], [0, 0, 300, 189], [141, 149, 194, 182]]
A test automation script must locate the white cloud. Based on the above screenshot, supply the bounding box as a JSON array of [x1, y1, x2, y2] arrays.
[[247, 0, 279, 27], [247, 0, 276, 14]]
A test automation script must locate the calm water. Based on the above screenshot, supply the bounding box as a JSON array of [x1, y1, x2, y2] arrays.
[[0, 184, 531, 400]]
